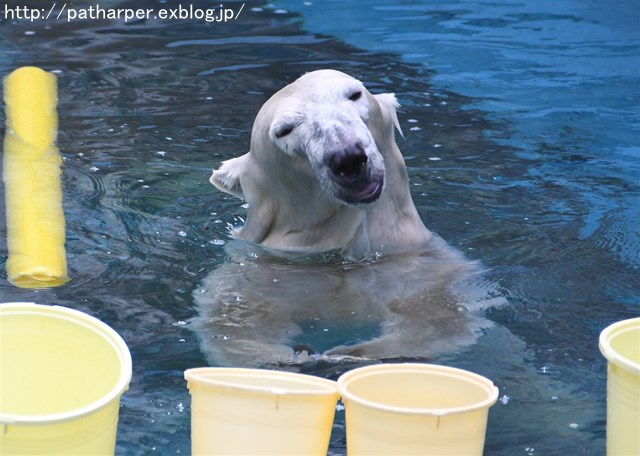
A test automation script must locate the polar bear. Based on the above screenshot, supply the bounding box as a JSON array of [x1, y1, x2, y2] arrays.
[[193, 70, 501, 367], [210, 69, 431, 258]]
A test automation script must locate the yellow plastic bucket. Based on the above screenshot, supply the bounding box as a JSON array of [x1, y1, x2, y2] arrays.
[[338, 363, 499, 455], [599, 317, 640, 455], [184, 367, 340, 455], [0, 302, 132, 455]]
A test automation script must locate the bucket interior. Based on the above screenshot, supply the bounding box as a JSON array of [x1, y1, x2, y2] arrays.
[[0, 305, 128, 420], [609, 327, 640, 367]]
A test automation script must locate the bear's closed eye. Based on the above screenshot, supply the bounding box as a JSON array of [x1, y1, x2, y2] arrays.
[[348, 91, 362, 101], [275, 125, 294, 138]]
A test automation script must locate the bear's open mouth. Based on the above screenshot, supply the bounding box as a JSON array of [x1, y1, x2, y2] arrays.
[[349, 179, 383, 204]]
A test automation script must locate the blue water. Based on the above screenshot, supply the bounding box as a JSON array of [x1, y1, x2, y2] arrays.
[[1, 0, 638, 454]]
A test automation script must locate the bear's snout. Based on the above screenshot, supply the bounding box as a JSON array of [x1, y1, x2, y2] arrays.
[[326, 142, 384, 205], [328, 142, 367, 179]]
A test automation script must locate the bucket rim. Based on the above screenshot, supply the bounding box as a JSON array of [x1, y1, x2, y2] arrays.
[[337, 363, 499, 417], [599, 317, 640, 375], [0, 302, 133, 425], [184, 367, 339, 397]]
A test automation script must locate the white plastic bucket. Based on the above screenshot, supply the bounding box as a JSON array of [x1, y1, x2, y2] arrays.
[[338, 363, 499, 455], [184, 367, 340, 455], [599, 317, 640, 455], [0, 302, 132, 455]]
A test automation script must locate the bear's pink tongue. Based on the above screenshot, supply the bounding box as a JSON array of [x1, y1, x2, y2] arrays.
[[354, 181, 381, 203]]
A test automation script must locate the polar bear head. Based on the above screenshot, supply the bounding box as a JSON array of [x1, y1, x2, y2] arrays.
[[264, 70, 388, 205], [211, 69, 430, 256]]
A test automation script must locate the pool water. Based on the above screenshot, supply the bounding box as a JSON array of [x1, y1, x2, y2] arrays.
[[1, 0, 638, 454]]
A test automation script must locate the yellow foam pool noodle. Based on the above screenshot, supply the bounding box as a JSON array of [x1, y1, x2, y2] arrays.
[[3, 66, 68, 288]]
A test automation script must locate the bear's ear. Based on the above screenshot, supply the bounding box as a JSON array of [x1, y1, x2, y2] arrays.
[[209, 153, 250, 199], [374, 93, 403, 137]]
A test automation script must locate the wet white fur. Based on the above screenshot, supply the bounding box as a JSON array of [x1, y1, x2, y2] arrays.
[[211, 69, 430, 258]]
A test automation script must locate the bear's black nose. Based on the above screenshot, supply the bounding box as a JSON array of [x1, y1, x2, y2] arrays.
[[328, 143, 367, 179]]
